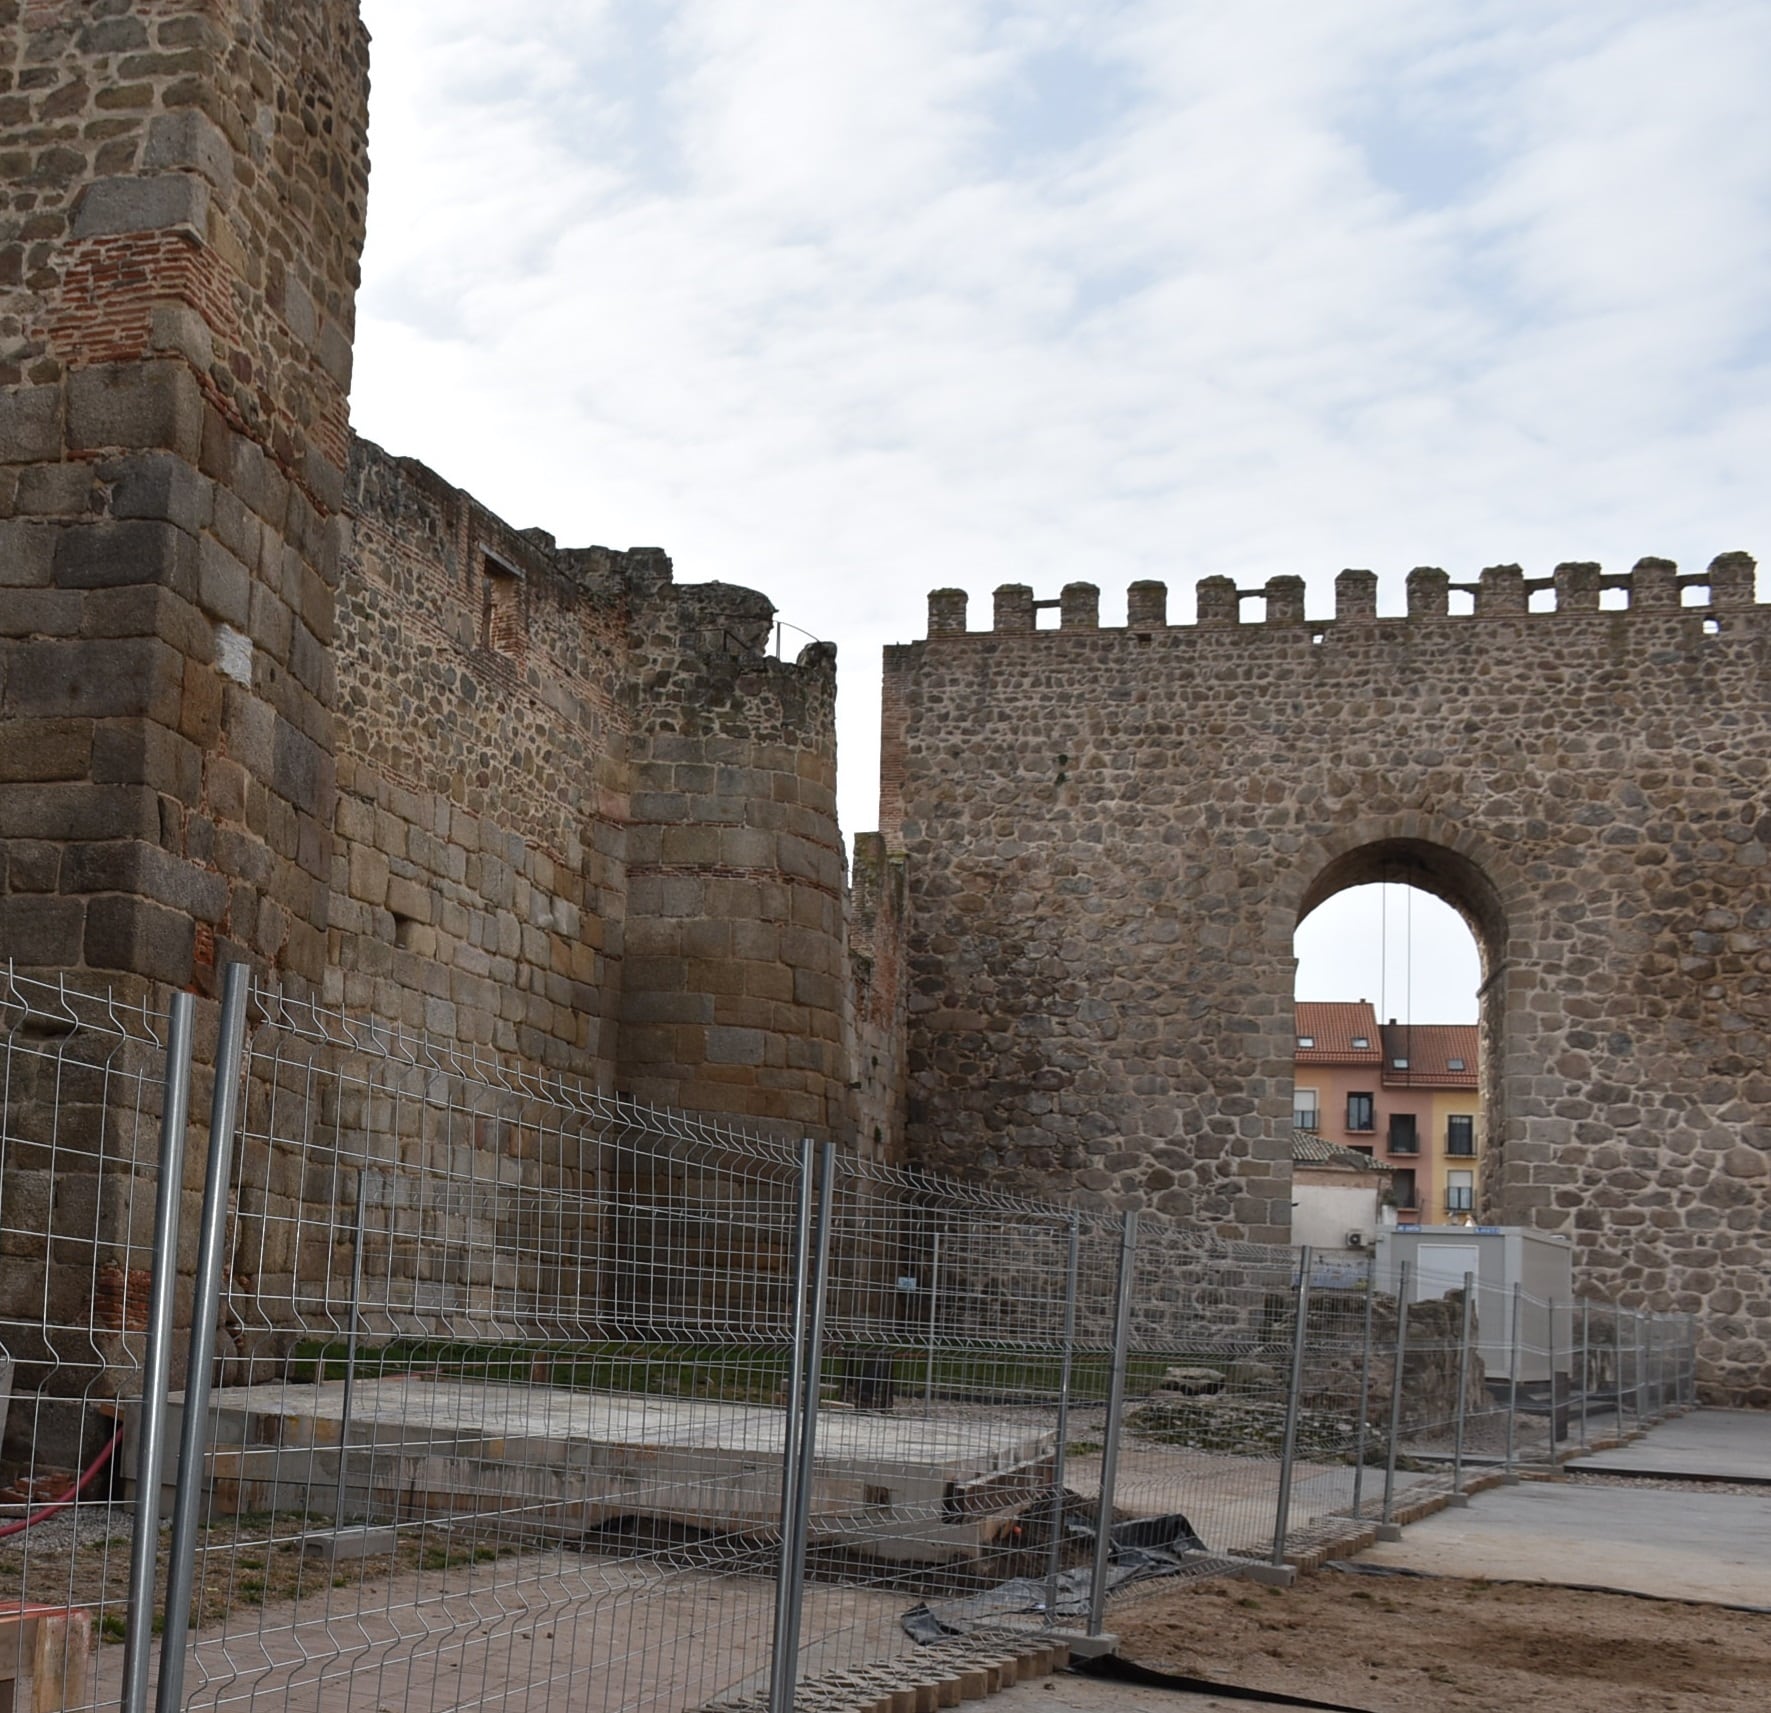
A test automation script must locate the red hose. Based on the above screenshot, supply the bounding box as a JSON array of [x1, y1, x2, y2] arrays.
[[0, 1426, 125, 1540]]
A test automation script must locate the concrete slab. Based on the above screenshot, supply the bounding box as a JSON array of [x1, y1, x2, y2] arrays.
[[88, 1548, 912, 1713], [1062, 1443, 1444, 1562], [126, 1381, 1056, 1565], [1349, 1480, 1771, 1606], [1565, 1408, 1771, 1482]]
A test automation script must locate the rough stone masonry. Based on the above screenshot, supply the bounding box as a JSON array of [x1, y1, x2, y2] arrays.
[[0, 2, 1766, 1409], [0, 0, 903, 1403], [0, 0, 901, 1150], [880, 569, 1771, 1404]]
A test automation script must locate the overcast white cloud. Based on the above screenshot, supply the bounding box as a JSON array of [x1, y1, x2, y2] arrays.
[[350, 0, 1771, 1025]]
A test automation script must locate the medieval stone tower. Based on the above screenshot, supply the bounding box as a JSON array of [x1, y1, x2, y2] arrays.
[[882, 566, 1771, 1404], [0, 0, 371, 994], [0, 1, 877, 1149]]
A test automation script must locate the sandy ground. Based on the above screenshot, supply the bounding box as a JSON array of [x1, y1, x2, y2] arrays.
[[1108, 1571, 1771, 1713]]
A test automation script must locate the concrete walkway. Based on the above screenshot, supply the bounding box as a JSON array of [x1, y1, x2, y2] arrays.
[[1564, 1407, 1771, 1481], [1346, 1407, 1771, 1606], [985, 1410, 1771, 1713]]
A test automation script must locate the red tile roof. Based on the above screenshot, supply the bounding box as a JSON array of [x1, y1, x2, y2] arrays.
[[1379, 1021, 1479, 1088], [1294, 1001, 1382, 1064]]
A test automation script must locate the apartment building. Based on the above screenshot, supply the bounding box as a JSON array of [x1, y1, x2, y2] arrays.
[[1292, 1002, 1481, 1224]]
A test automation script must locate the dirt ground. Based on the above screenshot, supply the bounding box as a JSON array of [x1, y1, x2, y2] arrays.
[[1112, 1570, 1771, 1713]]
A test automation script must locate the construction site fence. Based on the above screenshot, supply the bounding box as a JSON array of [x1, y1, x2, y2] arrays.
[[0, 963, 1697, 1713]]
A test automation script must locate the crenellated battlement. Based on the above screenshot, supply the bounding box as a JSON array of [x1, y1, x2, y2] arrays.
[[924, 552, 1760, 638]]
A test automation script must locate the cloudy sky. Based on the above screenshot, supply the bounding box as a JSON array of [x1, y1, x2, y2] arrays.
[[350, 0, 1771, 1024]]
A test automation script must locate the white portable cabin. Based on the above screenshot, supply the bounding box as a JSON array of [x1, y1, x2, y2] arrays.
[[1373, 1225, 1575, 1384]]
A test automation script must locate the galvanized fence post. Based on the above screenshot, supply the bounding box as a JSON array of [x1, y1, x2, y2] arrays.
[[774, 1141, 836, 1711], [1379, 1260, 1412, 1533], [1044, 1213, 1082, 1626], [923, 1229, 942, 1415], [1632, 1312, 1644, 1431], [1450, 1270, 1474, 1501], [767, 1140, 818, 1713], [1686, 1313, 1698, 1406], [327, 1168, 369, 1529], [121, 990, 195, 1713], [1615, 1308, 1628, 1435], [1270, 1247, 1313, 1567], [1504, 1282, 1521, 1481], [1546, 1295, 1561, 1466], [1348, 1257, 1377, 1519], [156, 960, 251, 1713], [1086, 1209, 1139, 1638], [1577, 1298, 1590, 1452]]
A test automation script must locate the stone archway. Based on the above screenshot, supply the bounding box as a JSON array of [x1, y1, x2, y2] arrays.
[[882, 566, 1771, 1402]]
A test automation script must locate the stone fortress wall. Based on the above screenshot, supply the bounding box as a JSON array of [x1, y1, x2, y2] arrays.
[[0, 0, 907, 1399], [2, 1, 1766, 1409], [881, 562, 1771, 1404], [0, 0, 898, 1154]]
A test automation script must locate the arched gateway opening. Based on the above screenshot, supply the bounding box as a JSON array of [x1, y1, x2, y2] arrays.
[[1292, 840, 1502, 1229]]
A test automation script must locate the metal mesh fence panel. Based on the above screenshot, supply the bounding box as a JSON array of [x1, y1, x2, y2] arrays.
[[0, 964, 1711, 1713], [165, 980, 820, 1713], [700, 1156, 1131, 1709], [0, 968, 183, 1713], [1081, 1218, 1304, 1582]]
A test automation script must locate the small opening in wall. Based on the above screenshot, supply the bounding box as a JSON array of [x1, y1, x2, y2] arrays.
[[1448, 588, 1475, 616], [1680, 583, 1711, 608], [1310, 628, 1326, 645], [1238, 594, 1267, 625], [482, 552, 525, 655], [1528, 587, 1556, 613], [1702, 616, 1721, 635], [1036, 606, 1060, 630], [393, 912, 422, 951], [1599, 585, 1629, 611]]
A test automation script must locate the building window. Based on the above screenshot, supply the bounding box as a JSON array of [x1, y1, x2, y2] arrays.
[[1447, 1057, 1466, 1072], [1347, 1092, 1374, 1131], [1351, 1035, 1370, 1049], [1293, 1089, 1319, 1130], [1351, 1145, 1374, 1159], [1388, 1112, 1418, 1153], [1390, 1169, 1417, 1210], [1392, 1057, 1409, 1070], [1297, 1035, 1314, 1049], [1447, 1114, 1475, 1156], [1447, 1169, 1474, 1213]]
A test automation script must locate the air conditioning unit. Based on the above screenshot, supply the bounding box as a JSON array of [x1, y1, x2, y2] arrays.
[[1346, 1231, 1366, 1249]]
